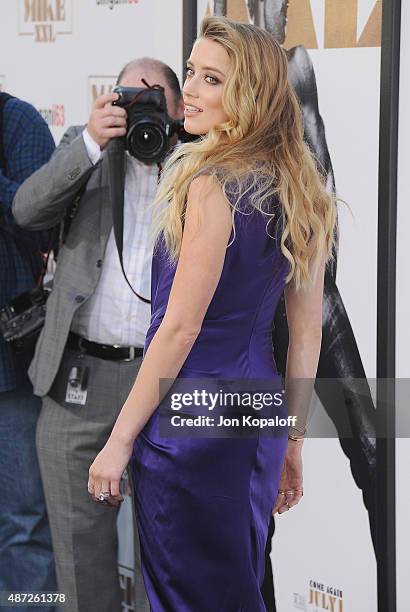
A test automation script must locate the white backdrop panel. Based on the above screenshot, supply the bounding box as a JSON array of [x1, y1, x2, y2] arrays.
[[0, 0, 183, 142]]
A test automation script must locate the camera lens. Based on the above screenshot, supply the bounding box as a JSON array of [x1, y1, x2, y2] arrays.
[[127, 121, 167, 163]]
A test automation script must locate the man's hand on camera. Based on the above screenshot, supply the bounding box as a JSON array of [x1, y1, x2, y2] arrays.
[[86, 93, 127, 150]]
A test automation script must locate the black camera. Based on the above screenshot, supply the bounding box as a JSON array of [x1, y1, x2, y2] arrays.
[[0, 284, 51, 353], [113, 85, 195, 164]]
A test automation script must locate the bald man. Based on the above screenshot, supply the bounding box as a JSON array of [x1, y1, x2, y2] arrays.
[[13, 57, 184, 612]]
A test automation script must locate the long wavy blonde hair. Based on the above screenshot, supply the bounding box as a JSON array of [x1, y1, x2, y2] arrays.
[[152, 16, 337, 289]]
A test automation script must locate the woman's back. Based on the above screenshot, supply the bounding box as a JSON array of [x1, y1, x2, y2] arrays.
[[145, 184, 289, 378]]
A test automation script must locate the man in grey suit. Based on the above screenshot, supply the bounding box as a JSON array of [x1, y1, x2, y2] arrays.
[[13, 57, 184, 612]]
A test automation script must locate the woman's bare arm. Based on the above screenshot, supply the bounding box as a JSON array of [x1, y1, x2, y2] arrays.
[[110, 174, 232, 447], [272, 260, 325, 514], [284, 259, 325, 439]]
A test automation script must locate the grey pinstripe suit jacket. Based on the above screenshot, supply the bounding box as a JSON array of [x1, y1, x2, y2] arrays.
[[13, 126, 117, 397]]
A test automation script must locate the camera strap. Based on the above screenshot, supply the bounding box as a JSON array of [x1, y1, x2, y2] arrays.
[[107, 137, 151, 304]]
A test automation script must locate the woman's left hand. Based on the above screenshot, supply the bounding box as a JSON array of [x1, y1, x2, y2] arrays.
[[272, 440, 304, 515], [88, 436, 134, 507]]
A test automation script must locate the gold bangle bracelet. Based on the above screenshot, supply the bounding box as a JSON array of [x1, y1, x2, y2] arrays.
[[289, 424, 306, 436]]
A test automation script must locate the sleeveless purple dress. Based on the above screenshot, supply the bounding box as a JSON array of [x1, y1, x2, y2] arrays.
[[130, 184, 289, 611]]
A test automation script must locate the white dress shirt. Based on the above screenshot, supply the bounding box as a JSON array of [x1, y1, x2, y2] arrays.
[[71, 129, 158, 347]]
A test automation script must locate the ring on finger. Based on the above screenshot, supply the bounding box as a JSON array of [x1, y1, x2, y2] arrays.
[[98, 492, 111, 503], [90, 495, 107, 505]]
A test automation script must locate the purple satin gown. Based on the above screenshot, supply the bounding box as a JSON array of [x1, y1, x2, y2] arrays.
[[130, 185, 289, 611]]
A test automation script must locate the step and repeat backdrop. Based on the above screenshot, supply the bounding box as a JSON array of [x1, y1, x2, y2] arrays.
[[0, 1, 404, 611]]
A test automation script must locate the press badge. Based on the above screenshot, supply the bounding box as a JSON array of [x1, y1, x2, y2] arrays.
[[65, 366, 89, 405]]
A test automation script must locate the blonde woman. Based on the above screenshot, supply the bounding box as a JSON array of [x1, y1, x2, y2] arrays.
[[88, 17, 336, 610]]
